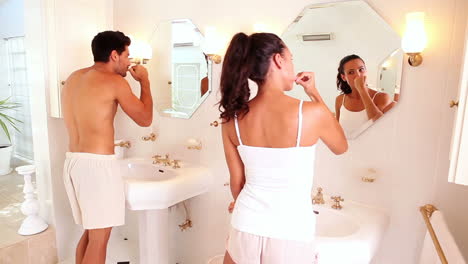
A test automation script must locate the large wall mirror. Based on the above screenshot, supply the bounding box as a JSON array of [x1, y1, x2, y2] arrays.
[[282, 0, 403, 139], [148, 19, 212, 119]]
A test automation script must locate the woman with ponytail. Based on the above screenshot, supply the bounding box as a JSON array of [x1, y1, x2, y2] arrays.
[[219, 32, 348, 264], [335, 55, 394, 138]]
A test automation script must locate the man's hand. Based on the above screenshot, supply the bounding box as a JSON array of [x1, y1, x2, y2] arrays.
[[129, 65, 149, 83]]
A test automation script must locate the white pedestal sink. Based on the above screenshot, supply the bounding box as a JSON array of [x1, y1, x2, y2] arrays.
[[313, 199, 389, 264], [123, 159, 213, 264]]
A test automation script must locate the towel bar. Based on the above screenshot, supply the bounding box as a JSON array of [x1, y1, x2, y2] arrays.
[[420, 204, 448, 264]]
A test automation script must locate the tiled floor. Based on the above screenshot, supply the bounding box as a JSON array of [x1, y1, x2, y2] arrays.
[[0, 162, 30, 248], [59, 231, 139, 264], [0, 158, 35, 215], [0, 158, 57, 264], [0, 228, 58, 264]]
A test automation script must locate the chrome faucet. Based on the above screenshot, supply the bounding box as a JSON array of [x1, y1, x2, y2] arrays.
[[312, 187, 325, 205], [331, 196, 344, 210]]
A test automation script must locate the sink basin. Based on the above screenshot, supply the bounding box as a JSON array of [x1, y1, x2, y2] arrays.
[[313, 200, 389, 264], [122, 158, 213, 264], [125, 163, 176, 181], [315, 207, 360, 237], [124, 159, 213, 210]]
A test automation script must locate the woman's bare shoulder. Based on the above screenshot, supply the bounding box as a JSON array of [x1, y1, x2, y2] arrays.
[[373, 91, 391, 101], [302, 100, 328, 118], [335, 94, 344, 107], [336, 94, 344, 100]]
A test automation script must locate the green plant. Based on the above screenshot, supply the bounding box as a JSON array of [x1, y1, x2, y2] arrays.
[[0, 97, 21, 143]]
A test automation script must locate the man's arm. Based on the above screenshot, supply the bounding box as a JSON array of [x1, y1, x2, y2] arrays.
[[115, 66, 153, 127]]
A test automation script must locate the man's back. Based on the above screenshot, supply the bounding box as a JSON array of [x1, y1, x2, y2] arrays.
[[62, 67, 119, 154], [61, 31, 154, 264]]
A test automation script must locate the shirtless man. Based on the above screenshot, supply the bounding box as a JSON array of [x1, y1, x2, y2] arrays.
[[61, 31, 153, 264]]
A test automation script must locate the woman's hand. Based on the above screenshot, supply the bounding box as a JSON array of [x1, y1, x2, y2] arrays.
[[228, 201, 236, 213], [352, 74, 385, 120], [295, 72, 323, 103], [353, 74, 367, 95], [295, 72, 316, 95]]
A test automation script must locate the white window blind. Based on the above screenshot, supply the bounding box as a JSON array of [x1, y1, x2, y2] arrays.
[[4, 36, 33, 161]]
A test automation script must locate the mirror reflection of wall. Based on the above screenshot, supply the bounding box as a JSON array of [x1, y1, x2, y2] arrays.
[[282, 1, 403, 139], [378, 49, 403, 102], [148, 19, 211, 119]]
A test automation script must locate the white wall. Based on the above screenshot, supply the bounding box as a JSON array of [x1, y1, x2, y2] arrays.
[[113, 0, 468, 263], [0, 0, 24, 39], [0, 40, 10, 101], [0, 0, 24, 144], [0, 39, 10, 144]]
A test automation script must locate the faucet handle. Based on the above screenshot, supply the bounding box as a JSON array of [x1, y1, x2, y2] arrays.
[[152, 155, 162, 164], [312, 187, 325, 205], [331, 196, 344, 202], [115, 140, 131, 148], [171, 160, 181, 169], [142, 132, 157, 141], [331, 196, 344, 210]]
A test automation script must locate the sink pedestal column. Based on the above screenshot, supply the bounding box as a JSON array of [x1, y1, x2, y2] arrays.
[[138, 209, 169, 264]]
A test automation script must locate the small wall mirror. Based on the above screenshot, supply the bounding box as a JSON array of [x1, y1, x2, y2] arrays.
[[148, 19, 212, 119], [282, 0, 403, 139]]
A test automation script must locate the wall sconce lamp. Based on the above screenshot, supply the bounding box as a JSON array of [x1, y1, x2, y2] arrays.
[[129, 39, 152, 65], [402, 12, 427, 67], [381, 59, 392, 71], [206, 54, 222, 64], [186, 138, 202, 150], [204, 27, 223, 64], [130, 58, 150, 65]]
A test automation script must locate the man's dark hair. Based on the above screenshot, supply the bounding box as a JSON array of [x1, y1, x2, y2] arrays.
[[91, 31, 131, 63]]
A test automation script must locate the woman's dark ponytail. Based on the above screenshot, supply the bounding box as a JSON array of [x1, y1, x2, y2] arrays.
[[219, 32, 285, 122], [219, 33, 251, 122]]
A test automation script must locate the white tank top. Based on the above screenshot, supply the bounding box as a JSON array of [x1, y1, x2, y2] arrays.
[[230, 100, 317, 242], [339, 92, 378, 139]]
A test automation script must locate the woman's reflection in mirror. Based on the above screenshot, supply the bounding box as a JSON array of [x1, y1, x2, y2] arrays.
[[334, 54, 395, 138]]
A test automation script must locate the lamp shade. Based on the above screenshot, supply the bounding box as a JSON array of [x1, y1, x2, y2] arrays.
[[203, 27, 222, 54], [129, 39, 152, 60], [402, 12, 427, 53]]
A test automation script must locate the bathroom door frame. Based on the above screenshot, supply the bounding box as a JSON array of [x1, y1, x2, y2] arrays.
[[448, 17, 468, 186]]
